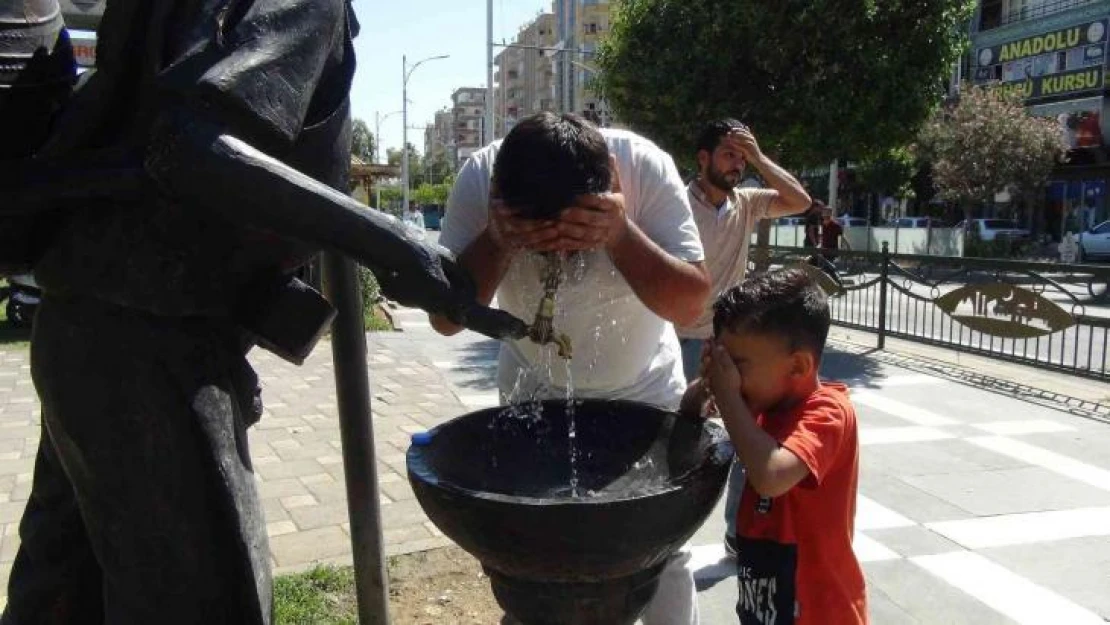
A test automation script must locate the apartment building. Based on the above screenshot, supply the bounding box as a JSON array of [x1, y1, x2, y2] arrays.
[[451, 87, 488, 165], [494, 13, 558, 138], [424, 109, 454, 169], [971, 0, 1110, 235], [553, 0, 617, 126]]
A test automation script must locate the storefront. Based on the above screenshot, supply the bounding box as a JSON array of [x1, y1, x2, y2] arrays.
[[1045, 177, 1106, 237], [973, 16, 1110, 239]]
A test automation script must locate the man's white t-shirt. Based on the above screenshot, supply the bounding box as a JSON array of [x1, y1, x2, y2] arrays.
[[439, 129, 704, 410]]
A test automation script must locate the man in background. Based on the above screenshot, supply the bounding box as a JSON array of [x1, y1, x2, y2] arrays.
[[673, 118, 810, 557]]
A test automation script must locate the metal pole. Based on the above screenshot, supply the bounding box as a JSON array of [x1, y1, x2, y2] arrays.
[[375, 112, 382, 209], [828, 159, 839, 213], [486, 0, 494, 144], [323, 252, 391, 625], [877, 241, 889, 350], [401, 57, 446, 212], [373, 110, 402, 210], [402, 55, 409, 216]]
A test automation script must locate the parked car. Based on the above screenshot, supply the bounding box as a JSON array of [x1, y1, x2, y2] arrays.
[[1079, 220, 1110, 261], [837, 216, 869, 228], [955, 219, 1031, 242], [890, 217, 945, 228]]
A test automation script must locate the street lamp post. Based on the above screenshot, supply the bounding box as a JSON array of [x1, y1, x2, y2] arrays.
[[486, 0, 494, 144], [402, 54, 449, 216], [374, 110, 402, 209]]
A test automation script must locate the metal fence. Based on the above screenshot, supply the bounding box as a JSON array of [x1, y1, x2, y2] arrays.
[[761, 245, 1110, 381]]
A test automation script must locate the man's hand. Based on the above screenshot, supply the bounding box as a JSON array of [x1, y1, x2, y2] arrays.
[[555, 192, 630, 252], [722, 124, 811, 217], [487, 199, 562, 253], [553, 161, 630, 252], [721, 127, 765, 168]]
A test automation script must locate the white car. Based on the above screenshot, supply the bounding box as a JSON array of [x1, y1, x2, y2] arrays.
[[890, 217, 945, 228], [956, 219, 1031, 242], [1079, 221, 1110, 261]]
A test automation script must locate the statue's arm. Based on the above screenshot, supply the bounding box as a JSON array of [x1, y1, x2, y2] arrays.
[[141, 107, 526, 340]]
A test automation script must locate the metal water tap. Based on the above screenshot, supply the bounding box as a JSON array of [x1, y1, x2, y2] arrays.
[[526, 253, 573, 359]]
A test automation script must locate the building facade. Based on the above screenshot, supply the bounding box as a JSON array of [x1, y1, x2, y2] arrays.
[[494, 13, 557, 139], [451, 87, 488, 165], [425, 109, 454, 170], [971, 0, 1110, 236], [553, 0, 617, 126]]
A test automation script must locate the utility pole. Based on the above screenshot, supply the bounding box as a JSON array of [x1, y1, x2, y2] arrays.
[[374, 110, 401, 209], [402, 54, 449, 216], [486, 0, 495, 144]]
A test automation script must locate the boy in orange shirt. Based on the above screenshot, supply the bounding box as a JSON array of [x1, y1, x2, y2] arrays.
[[681, 267, 867, 624]]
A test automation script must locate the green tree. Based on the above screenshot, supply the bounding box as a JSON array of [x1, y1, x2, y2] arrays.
[[916, 84, 1066, 220], [859, 147, 917, 200], [386, 143, 420, 171], [411, 178, 456, 206], [418, 151, 454, 186], [351, 118, 375, 163], [596, 0, 973, 168]]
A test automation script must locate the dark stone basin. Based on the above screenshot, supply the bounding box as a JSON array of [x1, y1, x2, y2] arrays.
[[407, 399, 732, 625]]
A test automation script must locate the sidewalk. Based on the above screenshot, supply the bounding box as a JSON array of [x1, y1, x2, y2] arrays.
[[0, 306, 1108, 622]]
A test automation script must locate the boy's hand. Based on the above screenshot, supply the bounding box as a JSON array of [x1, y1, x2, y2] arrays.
[[707, 343, 741, 401], [679, 377, 712, 419]]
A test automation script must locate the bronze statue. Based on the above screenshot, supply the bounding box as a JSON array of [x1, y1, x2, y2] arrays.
[[0, 1, 525, 622]]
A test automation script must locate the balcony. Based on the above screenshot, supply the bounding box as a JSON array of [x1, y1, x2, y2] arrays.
[[980, 0, 1101, 31]]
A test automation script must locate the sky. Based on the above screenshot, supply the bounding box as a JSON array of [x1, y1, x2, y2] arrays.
[[350, 0, 551, 160]]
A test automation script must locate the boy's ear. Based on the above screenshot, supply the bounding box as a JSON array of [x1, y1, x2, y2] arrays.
[[790, 350, 817, 379]]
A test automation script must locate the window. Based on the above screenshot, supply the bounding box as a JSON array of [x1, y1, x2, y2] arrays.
[[1094, 222, 1110, 234]]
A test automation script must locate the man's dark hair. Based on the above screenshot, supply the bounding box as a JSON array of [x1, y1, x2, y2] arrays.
[[493, 112, 611, 220], [695, 118, 748, 155], [713, 268, 831, 359]]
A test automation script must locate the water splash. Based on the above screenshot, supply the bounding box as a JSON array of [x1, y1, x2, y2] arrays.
[[565, 358, 579, 497]]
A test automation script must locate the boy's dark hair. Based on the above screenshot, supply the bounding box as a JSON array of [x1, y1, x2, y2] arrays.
[[695, 118, 748, 156], [713, 268, 831, 359], [492, 112, 611, 220]]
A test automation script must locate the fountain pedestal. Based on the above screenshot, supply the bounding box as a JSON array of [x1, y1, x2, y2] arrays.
[[407, 399, 732, 625]]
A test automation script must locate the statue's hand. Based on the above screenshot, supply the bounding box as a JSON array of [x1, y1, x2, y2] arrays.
[[372, 238, 469, 315], [371, 239, 528, 340]]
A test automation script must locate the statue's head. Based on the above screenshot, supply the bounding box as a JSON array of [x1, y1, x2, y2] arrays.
[[492, 111, 612, 221]]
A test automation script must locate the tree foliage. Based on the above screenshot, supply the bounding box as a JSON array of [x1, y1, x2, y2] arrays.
[[411, 179, 455, 206], [858, 147, 917, 199], [351, 118, 375, 163], [916, 84, 1066, 209], [596, 0, 973, 168]]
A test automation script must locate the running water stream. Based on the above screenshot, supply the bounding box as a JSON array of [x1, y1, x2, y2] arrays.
[[498, 252, 588, 497]]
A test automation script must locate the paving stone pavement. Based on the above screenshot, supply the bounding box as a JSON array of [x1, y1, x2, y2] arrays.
[[0, 313, 471, 589], [2, 302, 1110, 624]]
